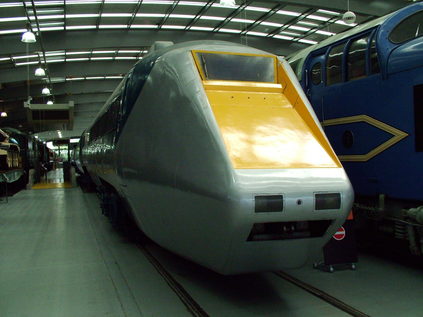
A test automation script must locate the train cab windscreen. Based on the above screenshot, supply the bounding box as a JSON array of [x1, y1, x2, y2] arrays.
[[194, 52, 276, 82], [389, 10, 423, 44]]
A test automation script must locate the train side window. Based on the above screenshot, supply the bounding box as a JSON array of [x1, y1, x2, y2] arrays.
[[370, 37, 380, 74], [311, 62, 322, 85], [326, 43, 344, 86], [389, 11, 423, 44], [347, 36, 368, 81]]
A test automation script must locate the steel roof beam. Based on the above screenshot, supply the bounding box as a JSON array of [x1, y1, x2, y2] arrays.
[[184, 0, 215, 31], [157, 0, 180, 29]]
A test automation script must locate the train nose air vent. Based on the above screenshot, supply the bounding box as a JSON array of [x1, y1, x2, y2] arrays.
[[247, 220, 333, 241], [255, 195, 283, 212], [315, 193, 341, 210]]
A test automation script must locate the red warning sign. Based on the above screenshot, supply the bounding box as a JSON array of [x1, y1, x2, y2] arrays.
[[333, 226, 346, 241]]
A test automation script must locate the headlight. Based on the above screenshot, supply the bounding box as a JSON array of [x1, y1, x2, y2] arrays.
[[315, 193, 341, 210]]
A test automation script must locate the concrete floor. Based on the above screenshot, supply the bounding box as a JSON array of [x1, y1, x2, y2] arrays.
[[1, 171, 423, 316]]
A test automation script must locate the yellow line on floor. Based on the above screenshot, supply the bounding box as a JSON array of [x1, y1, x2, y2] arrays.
[[32, 182, 73, 189]]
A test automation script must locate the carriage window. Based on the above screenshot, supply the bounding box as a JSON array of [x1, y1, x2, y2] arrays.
[[389, 11, 423, 44], [311, 62, 322, 85], [326, 44, 344, 86], [195, 52, 276, 82], [347, 36, 368, 81], [370, 37, 380, 74]]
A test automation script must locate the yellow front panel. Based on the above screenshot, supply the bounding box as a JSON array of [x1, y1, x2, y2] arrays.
[[206, 89, 339, 169]]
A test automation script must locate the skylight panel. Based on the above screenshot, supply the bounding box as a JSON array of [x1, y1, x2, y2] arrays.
[[118, 50, 142, 53], [40, 26, 65, 31], [105, 76, 124, 79], [86, 76, 105, 80], [298, 21, 319, 27], [178, 1, 206, 6], [169, 14, 195, 19], [36, 14, 64, 20], [45, 51, 65, 56], [141, 0, 174, 4], [136, 13, 166, 18], [46, 59, 65, 63], [66, 77, 85, 81], [66, 14, 100, 19], [115, 57, 137, 60]]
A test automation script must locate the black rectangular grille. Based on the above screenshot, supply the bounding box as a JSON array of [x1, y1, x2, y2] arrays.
[[255, 195, 283, 212], [247, 220, 333, 241], [414, 84, 423, 152]]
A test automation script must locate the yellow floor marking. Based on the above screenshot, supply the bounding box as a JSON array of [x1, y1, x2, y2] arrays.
[[32, 182, 73, 189]]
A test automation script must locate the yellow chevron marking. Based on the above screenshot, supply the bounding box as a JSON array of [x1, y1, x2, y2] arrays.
[[32, 182, 73, 189], [322, 115, 408, 162]]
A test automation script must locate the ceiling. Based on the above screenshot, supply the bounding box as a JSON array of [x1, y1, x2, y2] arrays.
[[0, 0, 412, 140]]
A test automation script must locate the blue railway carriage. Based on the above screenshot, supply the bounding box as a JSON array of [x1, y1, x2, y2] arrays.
[[288, 2, 423, 256]]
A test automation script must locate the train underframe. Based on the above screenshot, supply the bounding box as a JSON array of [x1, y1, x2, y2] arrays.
[[354, 194, 423, 257]]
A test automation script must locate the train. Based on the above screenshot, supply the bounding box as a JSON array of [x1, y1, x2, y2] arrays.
[[79, 40, 354, 274], [0, 127, 51, 193], [288, 3, 423, 256]]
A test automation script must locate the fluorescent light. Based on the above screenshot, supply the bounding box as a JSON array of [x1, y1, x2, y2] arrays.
[[46, 59, 65, 63], [15, 61, 38, 66], [219, 0, 236, 7], [231, 18, 254, 24], [86, 76, 104, 80], [260, 21, 283, 28], [91, 57, 114, 60], [0, 28, 26, 35], [13, 54, 38, 59], [317, 9, 340, 15], [99, 25, 127, 29], [136, 13, 165, 18], [245, 6, 270, 13], [161, 25, 185, 29], [118, 50, 141, 53], [66, 77, 84, 81], [0, 17, 27, 23], [298, 39, 318, 44], [115, 56, 137, 60], [218, 28, 241, 34], [70, 138, 80, 143], [200, 16, 225, 21], [277, 10, 301, 17], [169, 14, 195, 19], [66, 51, 91, 55], [40, 26, 65, 31], [189, 26, 214, 31], [0, 57, 10, 62], [101, 13, 132, 17], [246, 31, 268, 37], [0, 3, 22, 8], [316, 30, 336, 36], [66, 14, 99, 19], [92, 50, 115, 54], [66, 58, 90, 62], [273, 35, 294, 40], [335, 20, 357, 26], [66, 25, 97, 30], [105, 76, 123, 79], [289, 25, 311, 32], [130, 25, 158, 29], [45, 51, 65, 56], [307, 14, 330, 22]]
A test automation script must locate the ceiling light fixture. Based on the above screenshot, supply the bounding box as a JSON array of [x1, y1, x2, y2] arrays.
[[220, 0, 236, 7], [35, 67, 45, 76], [0, 111, 7, 117], [21, 30, 36, 43], [47, 100, 53, 105], [42, 87, 51, 95]]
